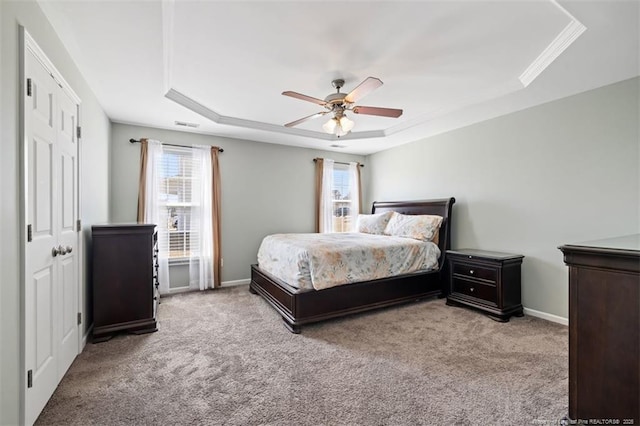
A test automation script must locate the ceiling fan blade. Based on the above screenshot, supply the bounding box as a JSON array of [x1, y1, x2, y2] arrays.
[[344, 77, 383, 103], [352, 106, 403, 118], [282, 91, 327, 106], [284, 111, 329, 128]]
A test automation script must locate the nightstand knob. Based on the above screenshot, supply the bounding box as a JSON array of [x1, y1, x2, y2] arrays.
[[470, 270, 474, 275], [470, 287, 475, 292], [468, 255, 472, 259]]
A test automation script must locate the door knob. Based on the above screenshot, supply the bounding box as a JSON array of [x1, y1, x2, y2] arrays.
[[52, 245, 72, 257]]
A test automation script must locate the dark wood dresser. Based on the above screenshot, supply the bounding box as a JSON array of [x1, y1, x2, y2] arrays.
[[446, 249, 524, 322], [560, 235, 639, 425], [92, 224, 159, 342]]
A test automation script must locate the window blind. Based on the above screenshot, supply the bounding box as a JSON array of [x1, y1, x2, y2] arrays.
[[156, 147, 201, 259]]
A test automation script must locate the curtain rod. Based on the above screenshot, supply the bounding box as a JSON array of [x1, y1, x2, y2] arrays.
[[313, 158, 364, 167], [129, 138, 224, 153]]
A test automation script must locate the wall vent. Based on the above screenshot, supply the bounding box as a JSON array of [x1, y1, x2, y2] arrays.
[[174, 121, 200, 128]]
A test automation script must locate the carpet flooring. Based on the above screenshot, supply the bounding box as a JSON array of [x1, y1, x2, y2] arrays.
[[36, 285, 568, 425]]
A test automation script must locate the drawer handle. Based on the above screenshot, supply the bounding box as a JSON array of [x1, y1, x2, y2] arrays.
[[469, 270, 474, 275], [470, 287, 475, 292]]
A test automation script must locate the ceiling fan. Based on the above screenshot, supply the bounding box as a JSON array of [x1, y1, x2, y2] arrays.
[[282, 77, 403, 137]]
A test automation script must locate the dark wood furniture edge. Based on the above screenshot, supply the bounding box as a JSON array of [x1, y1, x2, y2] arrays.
[[250, 197, 455, 333], [445, 298, 523, 322], [251, 264, 443, 332], [559, 240, 640, 424], [559, 244, 640, 273], [93, 318, 158, 336]]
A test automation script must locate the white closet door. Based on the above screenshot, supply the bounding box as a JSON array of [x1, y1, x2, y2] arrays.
[[24, 45, 80, 425], [24, 47, 60, 426], [56, 88, 79, 376]]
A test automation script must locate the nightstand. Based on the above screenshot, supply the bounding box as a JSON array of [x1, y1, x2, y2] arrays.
[[446, 249, 524, 322]]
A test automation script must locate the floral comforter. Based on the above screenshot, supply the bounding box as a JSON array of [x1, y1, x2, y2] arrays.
[[257, 232, 440, 290]]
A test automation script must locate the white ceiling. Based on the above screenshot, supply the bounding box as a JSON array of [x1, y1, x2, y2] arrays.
[[38, 0, 639, 155]]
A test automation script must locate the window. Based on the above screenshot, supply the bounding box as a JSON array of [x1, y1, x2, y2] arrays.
[[157, 147, 201, 260], [331, 164, 354, 232], [317, 160, 360, 233], [139, 139, 219, 292]]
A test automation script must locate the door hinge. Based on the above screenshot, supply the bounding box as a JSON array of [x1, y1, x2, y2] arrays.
[[77, 312, 82, 325], [27, 224, 32, 242], [76, 219, 81, 232], [77, 126, 82, 139], [27, 370, 33, 388], [27, 78, 32, 97]]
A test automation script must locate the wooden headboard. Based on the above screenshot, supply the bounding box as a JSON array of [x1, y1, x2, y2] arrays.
[[372, 197, 456, 270]]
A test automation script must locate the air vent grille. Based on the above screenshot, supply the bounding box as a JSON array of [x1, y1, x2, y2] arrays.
[[174, 121, 200, 128]]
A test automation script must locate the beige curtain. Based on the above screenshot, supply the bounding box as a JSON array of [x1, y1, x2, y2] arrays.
[[356, 162, 362, 214], [314, 158, 324, 233], [211, 147, 222, 288], [136, 138, 149, 223]]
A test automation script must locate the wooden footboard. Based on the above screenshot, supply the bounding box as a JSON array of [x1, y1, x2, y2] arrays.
[[250, 264, 444, 333]]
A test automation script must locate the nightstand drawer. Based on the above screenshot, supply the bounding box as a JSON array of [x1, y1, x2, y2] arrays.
[[452, 277, 497, 305], [452, 263, 497, 282]]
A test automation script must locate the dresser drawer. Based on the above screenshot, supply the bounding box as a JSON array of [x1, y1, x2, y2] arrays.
[[452, 263, 497, 282], [452, 277, 497, 305]]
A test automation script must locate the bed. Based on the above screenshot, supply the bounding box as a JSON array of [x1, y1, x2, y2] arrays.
[[249, 197, 456, 333]]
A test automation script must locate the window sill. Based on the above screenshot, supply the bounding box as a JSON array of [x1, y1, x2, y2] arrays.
[[168, 257, 191, 266]]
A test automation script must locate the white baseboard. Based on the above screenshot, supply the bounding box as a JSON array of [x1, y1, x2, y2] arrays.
[[221, 278, 250, 287], [165, 286, 194, 295], [161, 279, 250, 296], [523, 307, 568, 326]]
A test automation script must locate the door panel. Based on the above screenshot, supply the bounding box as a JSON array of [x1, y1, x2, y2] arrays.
[[33, 268, 54, 370], [61, 154, 74, 230], [58, 91, 77, 245], [25, 48, 60, 426], [56, 85, 79, 379], [60, 256, 76, 343], [25, 45, 80, 425], [31, 79, 53, 127], [27, 263, 57, 425], [32, 135, 53, 233]]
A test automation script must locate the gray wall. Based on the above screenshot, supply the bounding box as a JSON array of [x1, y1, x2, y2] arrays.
[[0, 1, 111, 424], [364, 77, 640, 320], [110, 123, 366, 285]]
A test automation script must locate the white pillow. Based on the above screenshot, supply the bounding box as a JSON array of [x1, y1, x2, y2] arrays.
[[356, 211, 394, 235], [383, 212, 443, 242]]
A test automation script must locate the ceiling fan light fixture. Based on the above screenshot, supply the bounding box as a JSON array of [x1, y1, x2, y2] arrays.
[[339, 115, 354, 132], [323, 114, 354, 137], [322, 117, 338, 134]]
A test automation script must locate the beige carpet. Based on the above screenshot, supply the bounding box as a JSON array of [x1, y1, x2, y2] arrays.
[[37, 285, 568, 425]]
